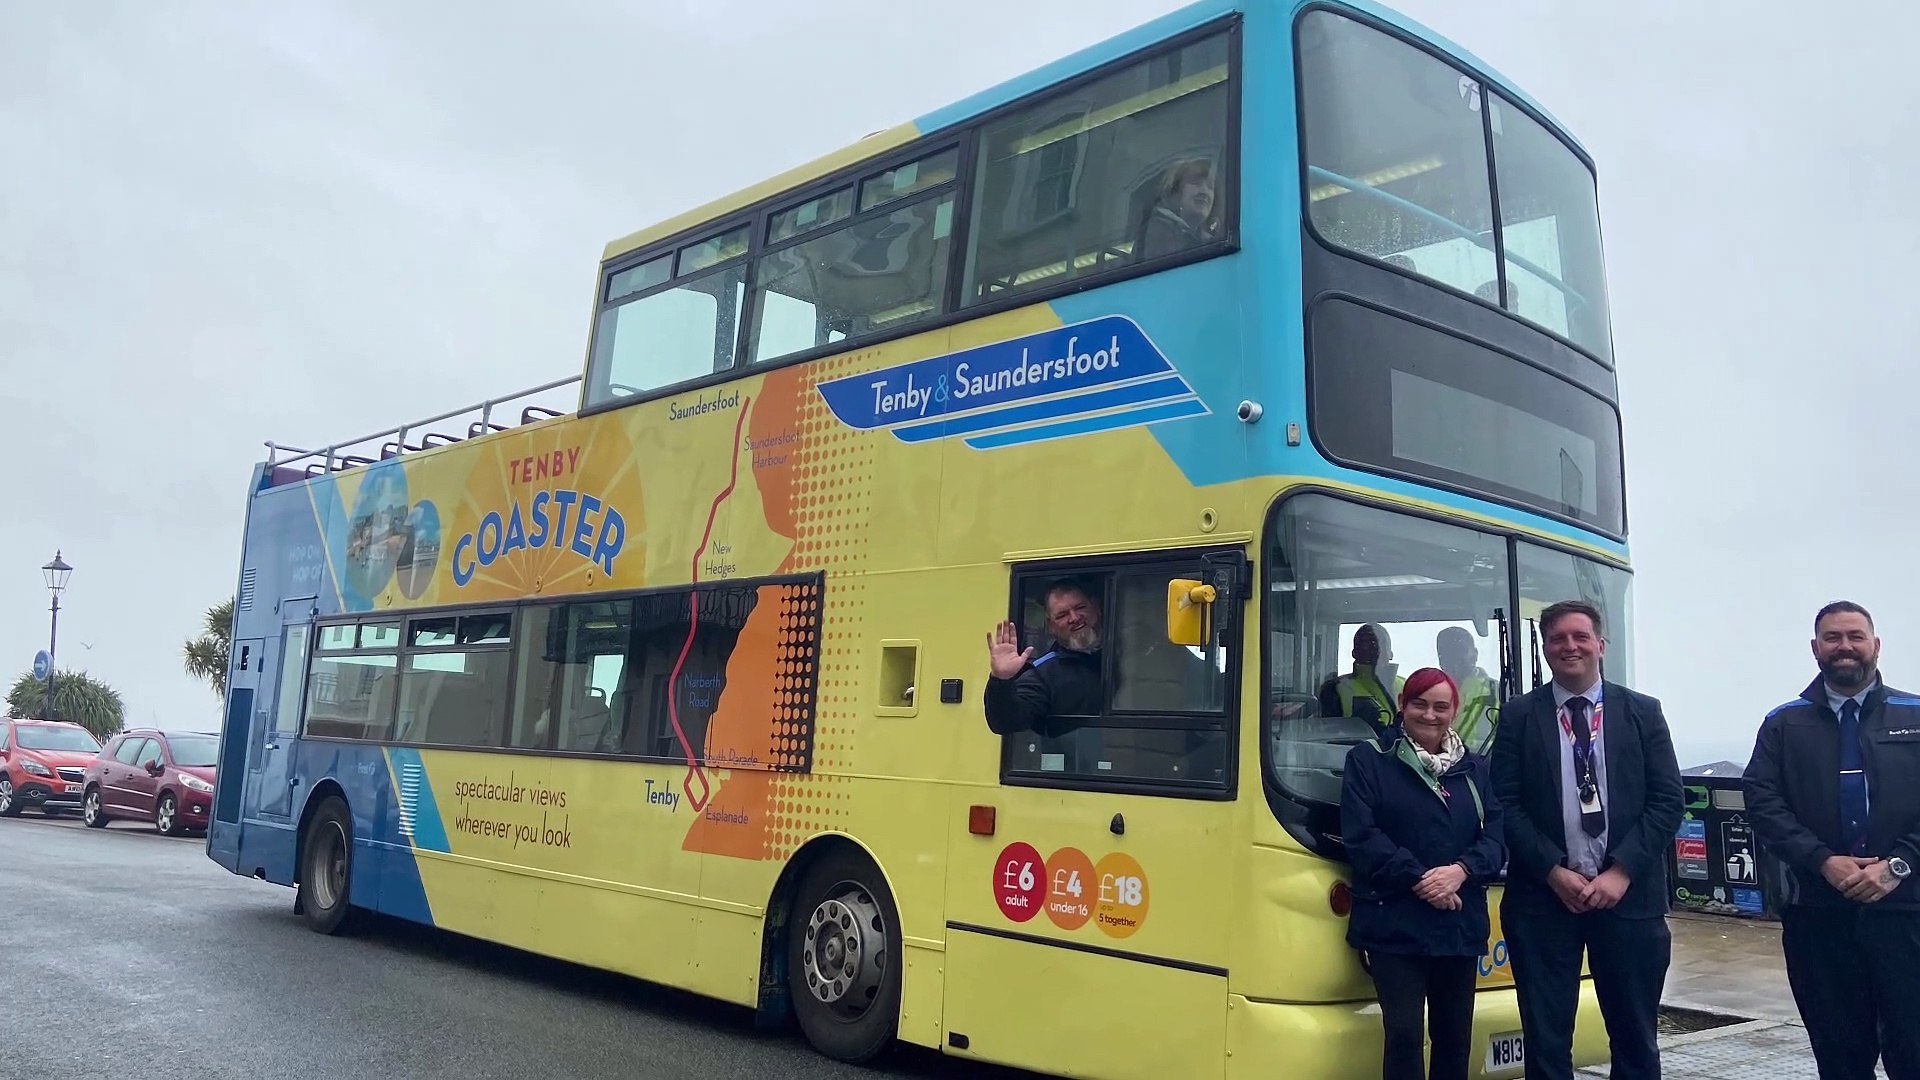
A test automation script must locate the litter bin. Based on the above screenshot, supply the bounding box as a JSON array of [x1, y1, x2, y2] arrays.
[[1668, 774, 1780, 919]]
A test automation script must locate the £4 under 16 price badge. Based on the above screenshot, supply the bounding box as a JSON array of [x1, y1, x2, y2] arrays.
[[1094, 851, 1151, 939], [994, 842, 1047, 922], [1044, 847, 1096, 930]]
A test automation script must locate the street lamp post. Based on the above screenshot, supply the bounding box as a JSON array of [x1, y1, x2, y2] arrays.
[[41, 551, 71, 722]]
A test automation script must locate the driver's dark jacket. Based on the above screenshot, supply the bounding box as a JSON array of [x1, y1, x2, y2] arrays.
[[984, 647, 1102, 737]]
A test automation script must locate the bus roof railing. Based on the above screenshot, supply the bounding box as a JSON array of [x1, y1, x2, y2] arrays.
[[262, 375, 582, 487]]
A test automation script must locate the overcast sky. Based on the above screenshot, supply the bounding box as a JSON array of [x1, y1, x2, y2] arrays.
[[2, 0, 1915, 768]]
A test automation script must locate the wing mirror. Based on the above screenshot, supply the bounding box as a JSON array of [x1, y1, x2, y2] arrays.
[[1165, 578, 1217, 647]]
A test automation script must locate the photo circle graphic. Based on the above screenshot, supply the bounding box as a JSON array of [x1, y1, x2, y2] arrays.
[[396, 500, 442, 600], [344, 463, 409, 600]]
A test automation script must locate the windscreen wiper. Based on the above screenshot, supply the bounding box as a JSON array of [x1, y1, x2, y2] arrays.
[[1527, 617, 1544, 691], [1495, 607, 1515, 702]]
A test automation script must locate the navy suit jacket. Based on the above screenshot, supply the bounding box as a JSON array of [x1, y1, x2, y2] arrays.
[[1489, 681, 1684, 919]]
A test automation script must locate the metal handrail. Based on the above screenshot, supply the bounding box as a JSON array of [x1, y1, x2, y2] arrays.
[[265, 375, 581, 477], [1306, 165, 1592, 311]]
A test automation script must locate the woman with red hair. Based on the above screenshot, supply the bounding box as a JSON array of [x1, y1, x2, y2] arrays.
[[1341, 666, 1507, 1080]]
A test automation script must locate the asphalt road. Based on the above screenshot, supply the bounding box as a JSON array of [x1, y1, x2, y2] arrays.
[[0, 814, 1031, 1080]]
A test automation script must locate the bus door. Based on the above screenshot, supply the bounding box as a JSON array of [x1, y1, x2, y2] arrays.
[[942, 549, 1248, 1080], [208, 636, 264, 871], [252, 617, 310, 823]]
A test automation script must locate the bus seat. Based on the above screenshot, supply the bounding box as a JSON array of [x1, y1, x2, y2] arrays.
[[366, 669, 400, 741], [420, 672, 498, 748]]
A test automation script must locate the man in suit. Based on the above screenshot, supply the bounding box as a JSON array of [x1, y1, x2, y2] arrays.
[[1744, 601, 1920, 1079], [1490, 600, 1684, 1079]]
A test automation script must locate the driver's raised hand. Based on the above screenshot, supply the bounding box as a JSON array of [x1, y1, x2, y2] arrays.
[[987, 620, 1035, 680]]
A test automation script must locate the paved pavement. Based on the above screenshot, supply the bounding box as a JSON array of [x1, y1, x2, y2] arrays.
[[0, 813, 1028, 1080], [1572, 913, 1878, 1078], [1661, 912, 1800, 1022], [0, 812, 1873, 1078], [1589, 1019, 1883, 1079]]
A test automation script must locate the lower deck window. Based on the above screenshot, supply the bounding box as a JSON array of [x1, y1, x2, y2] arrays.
[[997, 552, 1243, 794], [297, 578, 825, 773], [1264, 493, 1633, 833]]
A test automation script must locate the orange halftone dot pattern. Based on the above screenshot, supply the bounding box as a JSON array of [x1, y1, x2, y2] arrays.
[[680, 580, 824, 860], [748, 366, 807, 540], [765, 350, 878, 860], [767, 580, 824, 771]]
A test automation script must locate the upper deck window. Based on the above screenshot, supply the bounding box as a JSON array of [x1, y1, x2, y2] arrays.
[[963, 29, 1234, 304], [581, 19, 1240, 413], [588, 223, 749, 407], [1489, 100, 1613, 357], [1298, 9, 1612, 363], [768, 188, 855, 245], [750, 149, 960, 365], [859, 148, 958, 212]]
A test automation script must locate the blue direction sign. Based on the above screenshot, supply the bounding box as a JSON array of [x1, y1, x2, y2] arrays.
[[31, 650, 50, 682]]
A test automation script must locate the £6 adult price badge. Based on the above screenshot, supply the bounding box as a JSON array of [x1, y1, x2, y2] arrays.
[[994, 842, 1047, 922]]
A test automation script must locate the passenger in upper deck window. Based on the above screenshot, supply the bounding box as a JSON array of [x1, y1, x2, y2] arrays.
[[984, 580, 1104, 737], [1135, 160, 1220, 261]]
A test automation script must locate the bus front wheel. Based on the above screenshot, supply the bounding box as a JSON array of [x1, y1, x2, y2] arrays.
[[296, 796, 356, 935], [786, 847, 902, 1064]]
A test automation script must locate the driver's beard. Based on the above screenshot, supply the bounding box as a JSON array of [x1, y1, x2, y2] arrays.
[[1065, 627, 1102, 652]]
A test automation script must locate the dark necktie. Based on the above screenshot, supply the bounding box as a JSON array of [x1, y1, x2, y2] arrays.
[[1839, 699, 1870, 857], [1567, 696, 1605, 837]]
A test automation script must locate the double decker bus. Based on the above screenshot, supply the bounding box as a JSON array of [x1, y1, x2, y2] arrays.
[[209, 1, 1626, 1075]]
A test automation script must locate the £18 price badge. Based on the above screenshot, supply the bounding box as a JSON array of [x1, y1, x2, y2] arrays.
[[994, 842, 1046, 922], [1094, 851, 1150, 938]]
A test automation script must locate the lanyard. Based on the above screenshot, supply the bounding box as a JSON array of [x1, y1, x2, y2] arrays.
[[1558, 698, 1604, 782], [1556, 699, 1603, 742]]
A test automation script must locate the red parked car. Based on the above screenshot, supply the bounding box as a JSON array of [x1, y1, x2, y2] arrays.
[[0, 718, 102, 817], [81, 728, 219, 836]]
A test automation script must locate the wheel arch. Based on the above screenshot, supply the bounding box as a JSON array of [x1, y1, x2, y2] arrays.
[[753, 831, 905, 1031], [292, 779, 349, 885]]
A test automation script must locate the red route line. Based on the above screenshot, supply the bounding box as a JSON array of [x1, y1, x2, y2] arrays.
[[667, 396, 751, 813]]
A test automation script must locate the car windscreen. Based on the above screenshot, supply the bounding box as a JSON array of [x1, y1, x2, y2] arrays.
[[170, 736, 220, 768], [16, 726, 101, 752]]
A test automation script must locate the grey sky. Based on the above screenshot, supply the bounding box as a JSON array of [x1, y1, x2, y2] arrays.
[[2, 1, 1914, 768]]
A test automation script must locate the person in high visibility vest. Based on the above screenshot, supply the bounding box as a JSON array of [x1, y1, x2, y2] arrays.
[[1438, 627, 1501, 751], [1319, 623, 1403, 728]]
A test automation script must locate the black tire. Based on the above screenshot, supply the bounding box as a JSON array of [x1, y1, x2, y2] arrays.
[[296, 796, 356, 935], [0, 776, 17, 817], [83, 787, 109, 828], [785, 848, 903, 1064], [156, 793, 185, 837]]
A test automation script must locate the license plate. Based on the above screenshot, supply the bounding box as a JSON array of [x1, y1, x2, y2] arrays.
[[1486, 1030, 1524, 1073], [63, 783, 83, 794]]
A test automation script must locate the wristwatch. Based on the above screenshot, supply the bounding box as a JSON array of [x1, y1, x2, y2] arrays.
[[1891, 857, 1912, 880]]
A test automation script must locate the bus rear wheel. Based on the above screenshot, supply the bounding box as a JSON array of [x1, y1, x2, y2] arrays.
[[296, 796, 356, 935], [786, 848, 902, 1065]]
